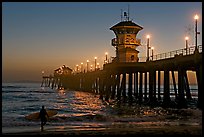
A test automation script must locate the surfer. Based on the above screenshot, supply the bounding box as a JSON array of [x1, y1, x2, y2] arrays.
[[39, 105, 49, 131]]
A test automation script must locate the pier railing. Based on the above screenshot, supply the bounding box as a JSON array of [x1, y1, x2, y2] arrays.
[[109, 45, 202, 63], [150, 45, 202, 61]]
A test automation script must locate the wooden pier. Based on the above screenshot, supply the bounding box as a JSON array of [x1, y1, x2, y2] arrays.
[[42, 45, 202, 109]]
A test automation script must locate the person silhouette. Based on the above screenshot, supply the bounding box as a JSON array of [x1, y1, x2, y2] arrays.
[[39, 105, 49, 131]]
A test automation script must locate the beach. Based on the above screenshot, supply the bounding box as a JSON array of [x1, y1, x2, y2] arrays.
[[3, 107, 202, 136], [3, 124, 202, 136]]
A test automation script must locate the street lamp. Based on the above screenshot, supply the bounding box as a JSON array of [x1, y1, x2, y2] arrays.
[[105, 52, 108, 63], [185, 36, 189, 55], [194, 14, 199, 52], [146, 35, 150, 61], [97, 63, 100, 70], [42, 71, 44, 77], [86, 60, 89, 72], [76, 65, 79, 73], [151, 47, 154, 60], [81, 62, 83, 73], [94, 57, 97, 71]]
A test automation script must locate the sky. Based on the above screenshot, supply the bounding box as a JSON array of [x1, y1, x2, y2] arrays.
[[2, 2, 202, 82]]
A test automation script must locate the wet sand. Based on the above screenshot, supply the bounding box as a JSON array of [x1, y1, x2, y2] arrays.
[[3, 123, 202, 136]]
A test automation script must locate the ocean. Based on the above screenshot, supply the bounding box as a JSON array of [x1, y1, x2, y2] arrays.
[[2, 82, 202, 134]]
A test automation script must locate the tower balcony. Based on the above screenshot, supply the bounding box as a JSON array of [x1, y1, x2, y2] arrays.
[[111, 38, 141, 46]]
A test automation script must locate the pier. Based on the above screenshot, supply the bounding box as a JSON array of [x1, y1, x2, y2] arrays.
[[41, 45, 202, 109], [41, 12, 202, 109]]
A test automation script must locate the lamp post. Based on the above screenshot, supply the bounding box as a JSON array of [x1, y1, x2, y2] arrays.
[[90, 65, 93, 72], [151, 47, 154, 60], [97, 63, 100, 70], [42, 71, 44, 77], [81, 62, 83, 73], [86, 60, 89, 72], [194, 14, 199, 52], [105, 52, 108, 63], [76, 65, 79, 73], [94, 57, 97, 71], [185, 36, 189, 55], [146, 35, 150, 61]]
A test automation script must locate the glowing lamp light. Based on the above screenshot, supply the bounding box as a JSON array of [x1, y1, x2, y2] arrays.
[[185, 36, 189, 40], [146, 35, 150, 39], [194, 14, 199, 20]]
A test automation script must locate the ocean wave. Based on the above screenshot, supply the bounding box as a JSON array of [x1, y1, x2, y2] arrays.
[[2, 85, 27, 89], [49, 113, 112, 122]]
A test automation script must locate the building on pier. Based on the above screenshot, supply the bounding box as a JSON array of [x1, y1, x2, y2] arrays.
[[54, 65, 72, 76], [110, 11, 143, 62]]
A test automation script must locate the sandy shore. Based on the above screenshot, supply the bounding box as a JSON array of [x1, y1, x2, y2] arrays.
[[3, 124, 202, 136], [3, 102, 202, 136]]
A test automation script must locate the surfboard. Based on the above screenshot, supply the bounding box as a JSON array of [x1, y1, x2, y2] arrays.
[[25, 109, 58, 120]]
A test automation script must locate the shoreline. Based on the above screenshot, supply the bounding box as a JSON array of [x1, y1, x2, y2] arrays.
[[3, 124, 202, 136]]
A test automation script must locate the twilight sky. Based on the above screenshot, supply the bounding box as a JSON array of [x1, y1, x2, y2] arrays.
[[2, 2, 202, 82]]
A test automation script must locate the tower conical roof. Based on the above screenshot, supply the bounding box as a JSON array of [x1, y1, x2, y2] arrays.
[[110, 21, 143, 30]]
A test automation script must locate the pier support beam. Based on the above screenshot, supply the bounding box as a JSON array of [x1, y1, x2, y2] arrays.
[[177, 69, 187, 108], [99, 74, 105, 100], [157, 71, 161, 100], [116, 74, 121, 101], [128, 72, 133, 103], [183, 71, 192, 100], [122, 73, 126, 102], [41, 78, 44, 87], [105, 73, 111, 102], [144, 72, 148, 100], [171, 70, 177, 100], [163, 70, 171, 106], [196, 65, 202, 109], [153, 70, 157, 101], [138, 72, 143, 103], [134, 72, 138, 98], [95, 77, 99, 94], [149, 70, 153, 102], [111, 74, 117, 100]]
